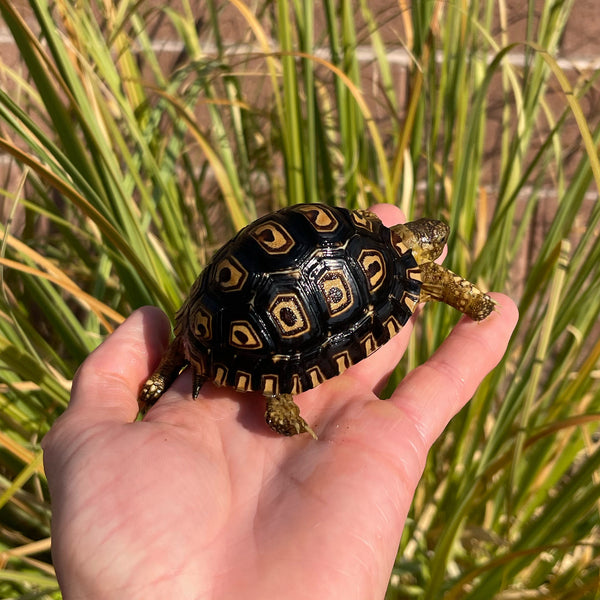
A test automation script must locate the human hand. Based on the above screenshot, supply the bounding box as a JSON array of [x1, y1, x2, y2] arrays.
[[43, 205, 518, 600]]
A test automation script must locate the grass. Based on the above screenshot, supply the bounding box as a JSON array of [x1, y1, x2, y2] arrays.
[[1, 0, 599, 597]]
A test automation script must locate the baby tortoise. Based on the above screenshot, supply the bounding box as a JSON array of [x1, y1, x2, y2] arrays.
[[139, 204, 494, 438]]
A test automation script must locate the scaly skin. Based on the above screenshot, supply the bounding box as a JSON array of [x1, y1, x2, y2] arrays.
[[138, 336, 186, 414], [418, 262, 495, 321], [265, 394, 318, 439]]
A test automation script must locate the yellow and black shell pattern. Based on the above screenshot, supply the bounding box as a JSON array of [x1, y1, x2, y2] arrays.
[[175, 204, 422, 397]]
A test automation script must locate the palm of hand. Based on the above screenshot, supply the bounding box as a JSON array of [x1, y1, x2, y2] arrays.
[[43, 207, 518, 600], [44, 332, 422, 599]]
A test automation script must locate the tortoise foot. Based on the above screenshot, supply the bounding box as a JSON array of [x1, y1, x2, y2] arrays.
[[137, 337, 187, 415], [138, 374, 168, 414], [265, 394, 317, 440]]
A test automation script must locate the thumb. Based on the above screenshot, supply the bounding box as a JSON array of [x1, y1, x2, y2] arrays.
[[48, 306, 170, 430]]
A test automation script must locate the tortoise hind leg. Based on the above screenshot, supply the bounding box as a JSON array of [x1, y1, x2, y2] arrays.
[[419, 261, 496, 321], [265, 394, 317, 439], [138, 336, 187, 414]]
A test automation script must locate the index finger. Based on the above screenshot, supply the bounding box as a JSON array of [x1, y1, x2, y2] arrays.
[[390, 292, 518, 447]]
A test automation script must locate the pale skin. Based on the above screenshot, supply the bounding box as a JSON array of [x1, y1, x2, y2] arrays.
[[42, 205, 519, 600]]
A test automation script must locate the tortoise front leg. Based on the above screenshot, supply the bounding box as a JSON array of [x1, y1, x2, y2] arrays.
[[419, 262, 495, 321], [265, 394, 318, 439]]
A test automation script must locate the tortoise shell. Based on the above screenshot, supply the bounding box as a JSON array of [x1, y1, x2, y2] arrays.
[[175, 203, 422, 397]]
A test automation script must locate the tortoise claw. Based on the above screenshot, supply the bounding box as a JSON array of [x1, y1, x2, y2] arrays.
[[192, 369, 206, 399]]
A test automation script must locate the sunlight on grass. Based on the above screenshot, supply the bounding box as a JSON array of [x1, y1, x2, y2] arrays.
[[0, 0, 599, 597]]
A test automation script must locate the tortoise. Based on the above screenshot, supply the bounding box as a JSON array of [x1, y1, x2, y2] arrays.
[[138, 203, 494, 438]]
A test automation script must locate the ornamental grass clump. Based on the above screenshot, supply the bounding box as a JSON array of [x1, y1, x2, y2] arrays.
[[0, 0, 599, 597]]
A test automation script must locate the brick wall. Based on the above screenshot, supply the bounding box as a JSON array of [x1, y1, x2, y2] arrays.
[[1, 0, 599, 205]]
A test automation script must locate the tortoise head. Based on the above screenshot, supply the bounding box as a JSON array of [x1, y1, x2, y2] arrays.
[[391, 218, 449, 264]]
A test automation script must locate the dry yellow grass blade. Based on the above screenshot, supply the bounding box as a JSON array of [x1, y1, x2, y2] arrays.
[[228, 0, 284, 128], [292, 50, 392, 199], [0, 451, 44, 511], [0, 430, 40, 467], [531, 43, 600, 194], [0, 538, 55, 576], [0, 237, 124, 330]]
